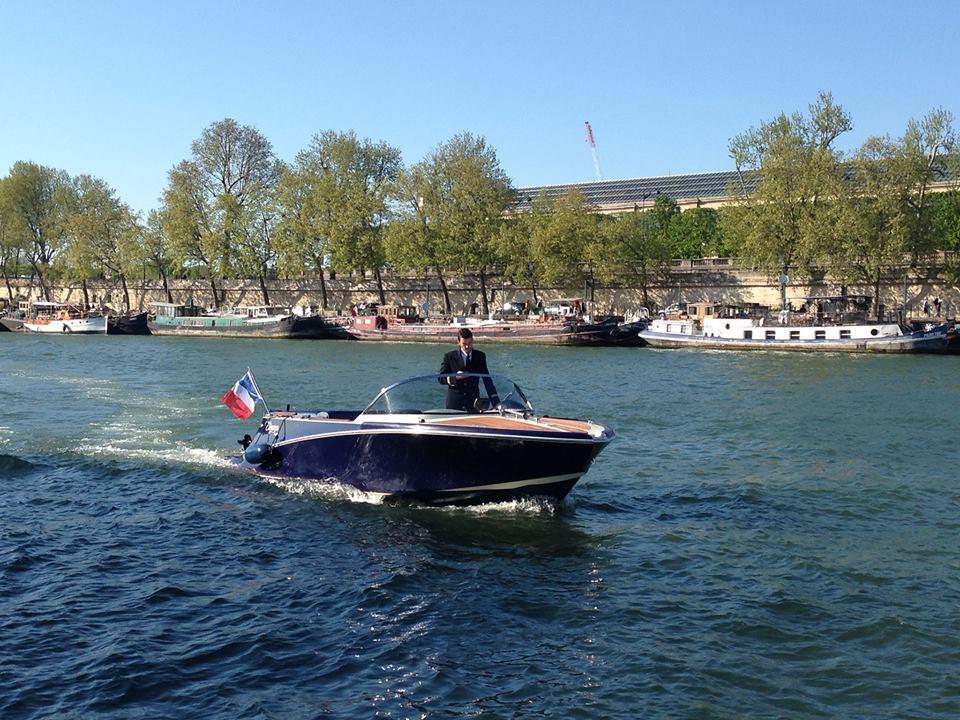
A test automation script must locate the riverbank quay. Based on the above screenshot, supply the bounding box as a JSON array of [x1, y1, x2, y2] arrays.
[[3, 253, 959, 322], [1, 338, 959, 717]]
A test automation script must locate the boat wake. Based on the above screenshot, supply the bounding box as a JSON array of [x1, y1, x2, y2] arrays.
[[431, 496, 560, 515], [258, 474, 561, 514], [260, 476, 387, 505], [75, 441, 233, 470]]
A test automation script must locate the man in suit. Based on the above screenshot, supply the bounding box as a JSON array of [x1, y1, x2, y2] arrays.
[[439, 328, 499, 411]]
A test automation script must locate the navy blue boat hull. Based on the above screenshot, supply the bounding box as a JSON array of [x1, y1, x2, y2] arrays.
[[232, 424, 608, 505]]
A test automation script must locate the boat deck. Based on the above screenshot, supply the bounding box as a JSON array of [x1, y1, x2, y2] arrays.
[[267, 410, 596, 435]]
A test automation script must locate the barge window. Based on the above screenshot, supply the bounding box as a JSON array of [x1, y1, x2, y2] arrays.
[[840, 329, 851, 339], [815, 330, 826, 339], [790, 330, 800, 339], [744, 330, 752, 339], [765, 330, 775, 339]]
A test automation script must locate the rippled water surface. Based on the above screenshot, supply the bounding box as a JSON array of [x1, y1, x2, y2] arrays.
[[2, 335, 959, 718]]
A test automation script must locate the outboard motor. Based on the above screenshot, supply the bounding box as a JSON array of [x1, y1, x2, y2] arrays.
[[244, 443, 279, 466]]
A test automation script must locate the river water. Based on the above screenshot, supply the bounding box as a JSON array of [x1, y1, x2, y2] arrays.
[[2, 335, 959, 718]]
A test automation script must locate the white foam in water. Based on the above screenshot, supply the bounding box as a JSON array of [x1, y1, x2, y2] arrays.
[[76, 441, 234, 469], [439, 497, 558, 515], [262, 477, 386, 505], [260, 475, 558, 513]]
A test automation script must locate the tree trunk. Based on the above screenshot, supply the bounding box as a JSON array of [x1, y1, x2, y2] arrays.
[[259, 270, 270, 304], [479, 269, 489, 315], [209, 277, 220, 309], [374, 269, 386, 305], [162, 271, 173, 303], [319, 271, 328, 310], [120, 276, 131, 312], [5, 248, 20, 301], [36, 267, 50, 301], [435, 267, 452, 314], [81, 279, 91, 309]]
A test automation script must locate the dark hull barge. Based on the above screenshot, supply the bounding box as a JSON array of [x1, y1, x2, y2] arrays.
[[148, 303, 351, 339]]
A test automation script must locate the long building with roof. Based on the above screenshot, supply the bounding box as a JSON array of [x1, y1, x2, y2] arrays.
[[514, 170, 754, 214], [515, 164, 956, 215]]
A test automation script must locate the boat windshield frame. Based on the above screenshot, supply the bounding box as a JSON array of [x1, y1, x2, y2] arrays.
[[360, 373, 533, 416]]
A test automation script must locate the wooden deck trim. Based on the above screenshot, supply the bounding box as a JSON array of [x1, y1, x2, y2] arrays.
[[431, 415, 549, 431]]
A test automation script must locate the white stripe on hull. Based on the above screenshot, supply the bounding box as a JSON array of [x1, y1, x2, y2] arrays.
[[272, 426, 606, 448], [434, 472, 582, 494]]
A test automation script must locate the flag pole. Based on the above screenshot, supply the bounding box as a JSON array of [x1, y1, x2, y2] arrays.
[[247, 367, 270, 414]]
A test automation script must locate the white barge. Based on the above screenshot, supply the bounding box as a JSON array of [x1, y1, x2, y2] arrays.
[[640, 298, 949, 353]]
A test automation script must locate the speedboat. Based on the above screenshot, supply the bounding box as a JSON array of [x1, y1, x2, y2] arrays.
[[230, 373, 614, 505]]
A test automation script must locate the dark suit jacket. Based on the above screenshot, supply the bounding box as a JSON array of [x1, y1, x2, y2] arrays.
[[439, 348, 495, 411]]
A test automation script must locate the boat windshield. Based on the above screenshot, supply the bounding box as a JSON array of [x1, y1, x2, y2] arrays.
[[361, 374, 533, 416]]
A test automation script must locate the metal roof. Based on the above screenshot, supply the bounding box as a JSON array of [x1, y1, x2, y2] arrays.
[[515, 161, 957, 211], [514, 170, 755, 210]]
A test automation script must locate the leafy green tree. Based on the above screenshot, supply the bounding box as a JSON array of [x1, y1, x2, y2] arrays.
[[432, 134, 513, 314], [526, 189, 597, 296], [161, 119, 278, 307], [929, 190, 960, 250], [386, 166, 454, 312], [649, 195, 680, 241], [827, 110, 956, 311], [62, 175, 142, 310], [668, 207, 724, 258], [163, 160, 223, 305], [112, 210, 148, 311], [290, 131, 402, 305], [144, 209, 176, 304], [273, 162, 331, 307], [229, 185, 282, 305], [0, 161, 73, 300], [898, 108, 956, 257], [831, 136, 914, 310], [389, 133, 512, 314], [588, 210, 671, 309], [0, 175, 26, 302], [497, 203, 548, 306], [57, 176, 95, 307], [728, 92, 852, 291]]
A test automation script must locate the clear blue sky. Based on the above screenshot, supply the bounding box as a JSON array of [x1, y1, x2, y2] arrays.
[[2, 0, 957, 217]]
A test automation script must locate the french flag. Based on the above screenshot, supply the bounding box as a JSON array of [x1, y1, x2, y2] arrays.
[[222, 371, 262, 419]]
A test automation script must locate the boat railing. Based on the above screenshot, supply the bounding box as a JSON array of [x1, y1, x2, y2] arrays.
[[775, 311, 873, 327]]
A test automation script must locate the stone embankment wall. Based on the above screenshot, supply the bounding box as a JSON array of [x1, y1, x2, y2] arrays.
[[5, 257, 958, 319]]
